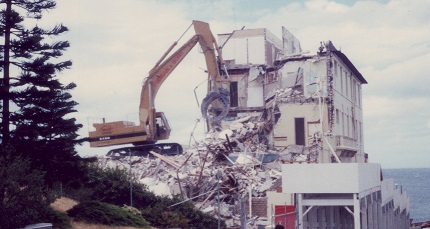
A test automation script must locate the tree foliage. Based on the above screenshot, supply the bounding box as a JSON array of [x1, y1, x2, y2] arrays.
[[0, 0, 83, 185], [0, 145, 71, 229]]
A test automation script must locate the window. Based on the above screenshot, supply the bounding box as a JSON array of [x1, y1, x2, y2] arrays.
[[336, 109, 340, 124], [359, 122, 363, 144], [355, 120, 358, 140], [333, 60, 337, 76], [347, 114, 350, 137], [308, 121, 320, 137], [358, 85, 361, 107], [230, 81, 238, 107], [340, 66, 343, 93], [333, 60, 338, 87], [352, 79, 357, 103], [345, 70, 348, 98], [295, 118, 305, 146], [342, 112, 345, 135]]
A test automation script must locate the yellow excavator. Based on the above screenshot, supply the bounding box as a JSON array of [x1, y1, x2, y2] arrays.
[[88, 20, 228, 156]]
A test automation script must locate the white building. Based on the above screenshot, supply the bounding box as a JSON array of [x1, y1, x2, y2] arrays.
[[214, 26, 410, 229], [270, 40, 367, 164]]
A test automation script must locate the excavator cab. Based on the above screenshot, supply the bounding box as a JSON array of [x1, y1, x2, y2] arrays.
[[154, 112, 170, 140]]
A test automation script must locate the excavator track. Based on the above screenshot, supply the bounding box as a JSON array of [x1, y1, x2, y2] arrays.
[[106, 143, 183, 157]]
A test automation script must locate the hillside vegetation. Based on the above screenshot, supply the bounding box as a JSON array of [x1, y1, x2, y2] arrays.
[[0, 150, 222, 228]]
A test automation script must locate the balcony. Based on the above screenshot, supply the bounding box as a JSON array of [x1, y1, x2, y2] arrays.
[[336, 135, 359, 156]]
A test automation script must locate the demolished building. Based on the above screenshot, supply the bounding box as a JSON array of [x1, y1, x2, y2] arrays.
[[99, 25, 410, 229]]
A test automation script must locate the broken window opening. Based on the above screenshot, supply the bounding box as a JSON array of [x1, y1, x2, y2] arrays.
[[274, 110, 281, 124], [295, 67, 304, 86], [307, 121, 320, 137], [230, 81, 239, 107], [266, 72, 278, 84]]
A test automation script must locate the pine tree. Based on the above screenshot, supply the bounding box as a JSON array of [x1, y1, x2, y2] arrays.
[[0, 0, 82, 184]]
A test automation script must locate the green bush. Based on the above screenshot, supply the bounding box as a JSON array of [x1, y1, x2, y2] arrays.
[[64, 163, 158, 207], [141, 195, 224, 229], [140, 195, 188, 228], [67, 201, 149, 227], [64, 162, 223, 228]]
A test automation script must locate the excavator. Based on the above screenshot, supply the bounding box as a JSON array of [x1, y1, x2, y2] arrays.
[[88, 20, 229, 156]]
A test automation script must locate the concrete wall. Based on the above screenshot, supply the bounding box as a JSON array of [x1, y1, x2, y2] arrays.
[[331, 55, 365, 162], [274, 103, 328, 147], [219, 28, 282, 66], [279, 164, 410, 229], [282, 163, 381, 194]]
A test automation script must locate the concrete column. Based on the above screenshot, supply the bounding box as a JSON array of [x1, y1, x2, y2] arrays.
[[361, 196, 368, 229], [368, 196, 373, 229], [372, 195, 378, 229], [353, 193, 360, 229], [377, 197, 382, 229], [297, 193, 304, 229]]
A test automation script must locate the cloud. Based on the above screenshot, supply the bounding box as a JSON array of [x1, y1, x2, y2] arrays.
[[41, 0, 429, 168], [305, 0, 349, 12]]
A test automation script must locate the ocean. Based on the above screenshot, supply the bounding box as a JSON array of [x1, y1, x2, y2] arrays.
[[382, 168, 430, 223]]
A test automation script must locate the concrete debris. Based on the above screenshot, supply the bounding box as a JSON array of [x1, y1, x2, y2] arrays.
[[96, 115, 317, 228]]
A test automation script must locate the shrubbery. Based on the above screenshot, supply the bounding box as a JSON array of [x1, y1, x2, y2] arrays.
[[140, 196, 224, 229], [64, 162, 224, 228], [64, 163, 158, 207], [0, 146, 223, 229], [67, 201, 149, 227]]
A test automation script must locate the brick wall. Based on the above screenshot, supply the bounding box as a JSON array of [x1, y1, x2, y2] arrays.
[[244, 197, 267, 217]]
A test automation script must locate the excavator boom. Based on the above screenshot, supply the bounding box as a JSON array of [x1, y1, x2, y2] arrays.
[[88, 20, 223, 149]]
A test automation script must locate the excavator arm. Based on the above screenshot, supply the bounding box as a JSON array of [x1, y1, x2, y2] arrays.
[[89, 20, 223, 148], [139, 35, 199, 141], [140, 20, 225, 140]]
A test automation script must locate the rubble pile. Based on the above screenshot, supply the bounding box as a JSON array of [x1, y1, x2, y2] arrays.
[[97, 116, 318, 227]]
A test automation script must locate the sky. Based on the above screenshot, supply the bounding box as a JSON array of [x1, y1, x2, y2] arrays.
[[39, 0, 430, 169]]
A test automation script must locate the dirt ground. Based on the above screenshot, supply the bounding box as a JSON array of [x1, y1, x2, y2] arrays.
[[50, 197, 79, 212]]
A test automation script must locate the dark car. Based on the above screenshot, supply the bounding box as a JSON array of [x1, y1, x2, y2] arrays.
[[107, 143, 183, 157]]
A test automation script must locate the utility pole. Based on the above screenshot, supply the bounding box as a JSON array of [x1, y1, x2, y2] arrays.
[[129, 150, 133, 207], [216, 170, 222, 229]]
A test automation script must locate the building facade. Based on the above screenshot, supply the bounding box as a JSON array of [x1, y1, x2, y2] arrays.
[[214, 26, 410, 229], [216, 28, 367, 164], [270, 41, 367, 164]]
